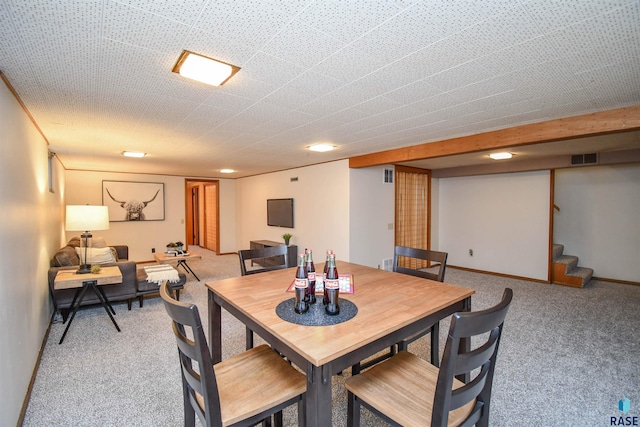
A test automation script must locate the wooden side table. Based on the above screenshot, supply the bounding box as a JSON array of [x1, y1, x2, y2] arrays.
[[54, 266, 123, 344], [154, 252, 202, 281]]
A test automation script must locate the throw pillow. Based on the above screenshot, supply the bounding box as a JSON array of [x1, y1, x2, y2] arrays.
[[92, 236, 107, 248], [53, 246, 80, 267], [67, 237, 81, 248], [75, 247, 116, 264]]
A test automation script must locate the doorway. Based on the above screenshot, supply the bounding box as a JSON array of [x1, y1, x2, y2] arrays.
[[185, 179, 219, 254]]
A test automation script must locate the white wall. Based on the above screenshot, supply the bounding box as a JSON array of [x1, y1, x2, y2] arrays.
[[236, 160, 350, 260], [349, 165, 395, 268], [554, 165, 640, 282], [65, 172, 236, 261], [0, 80, 65, 426], [438, 171, 550, 280]]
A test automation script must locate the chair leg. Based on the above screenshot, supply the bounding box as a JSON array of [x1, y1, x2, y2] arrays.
[[138, 295, 144, 308], [347, 391, 360, 427], [430, 323, 440, 367], [182, 380, 196, 427], [273, 410, 283, 427], [298, 398, 305, 426], [246, 326, 254, 350], [176, 289, 180, 301]]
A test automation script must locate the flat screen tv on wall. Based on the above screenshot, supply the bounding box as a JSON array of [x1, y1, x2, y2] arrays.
[[267, 198, 294, 228]]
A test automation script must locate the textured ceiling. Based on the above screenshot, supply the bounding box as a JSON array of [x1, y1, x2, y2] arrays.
[[1, 0, 639, 178]]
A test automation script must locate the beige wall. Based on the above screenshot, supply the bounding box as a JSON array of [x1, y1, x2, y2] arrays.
[[438, 170, 551, 280], [349, 165, 395, 268], [236, 160, 350, 260], [555, 164, 640, 282], [0, 80, 65, 425], [64, 172, 237, 261]]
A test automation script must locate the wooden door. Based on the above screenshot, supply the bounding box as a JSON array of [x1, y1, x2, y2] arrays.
[[203, 182, 219, 253]]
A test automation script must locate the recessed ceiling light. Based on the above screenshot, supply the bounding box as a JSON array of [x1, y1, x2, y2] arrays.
[[308, 143, 336, 152], [172, 50, 240, 87], [219, 169, 235, 174], [122, 151, 146, 158], [489, 152, 513, 160]]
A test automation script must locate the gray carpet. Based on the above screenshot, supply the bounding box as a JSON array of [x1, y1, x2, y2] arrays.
[[24, 246, 640, 426]]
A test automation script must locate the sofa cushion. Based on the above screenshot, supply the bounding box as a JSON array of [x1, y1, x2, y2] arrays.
[[75, 246, 116, 264], [53, 246, 80, 267]]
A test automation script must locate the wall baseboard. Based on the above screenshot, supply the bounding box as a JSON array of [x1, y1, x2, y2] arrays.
[[448, 265, 550, 284], [592, 276, 640, 286], [18, 313, 53, 426], [449, 266, 639, 287]]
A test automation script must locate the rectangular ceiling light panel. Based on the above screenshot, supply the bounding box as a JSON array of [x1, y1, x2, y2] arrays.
[[172, 50, 240, 87]]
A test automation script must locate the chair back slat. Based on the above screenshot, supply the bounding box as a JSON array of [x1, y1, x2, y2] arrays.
[[238, 245, 289, 276], [432, 288, 513, 427], [393, 245, 447, 282], [450, 364, 489, 410], [453, 329, 500, 376], [160, 282, 223, 427]]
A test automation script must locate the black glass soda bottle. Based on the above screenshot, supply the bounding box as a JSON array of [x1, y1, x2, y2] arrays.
[[305, 249, 316, 304], [323, 249, 333, 305], [294, 253, 309, 314], [324, 253, 340, 316]]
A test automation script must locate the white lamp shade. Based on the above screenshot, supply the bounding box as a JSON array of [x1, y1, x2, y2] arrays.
[[65, 205, 110, 231]]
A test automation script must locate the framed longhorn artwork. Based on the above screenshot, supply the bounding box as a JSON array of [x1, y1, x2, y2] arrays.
[[102, 180, 165, 222]]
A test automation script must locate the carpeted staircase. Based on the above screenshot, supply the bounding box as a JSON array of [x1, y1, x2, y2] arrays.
[[552, 244, 593, 288]]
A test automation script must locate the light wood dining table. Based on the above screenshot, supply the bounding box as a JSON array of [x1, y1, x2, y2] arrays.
[[206, 261, 474, 426]]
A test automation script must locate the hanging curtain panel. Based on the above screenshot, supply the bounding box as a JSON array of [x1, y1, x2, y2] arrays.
[[395, 166, 431, 269]]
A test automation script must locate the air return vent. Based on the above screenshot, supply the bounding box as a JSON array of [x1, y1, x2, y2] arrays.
[[383, 168, 393, 184], [571, 153, 598, 166]]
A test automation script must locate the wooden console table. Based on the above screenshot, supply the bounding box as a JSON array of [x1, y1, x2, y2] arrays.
[[249, 240, 297, 268], [54, 266, 123, 344], [154, 252, 202, 281]]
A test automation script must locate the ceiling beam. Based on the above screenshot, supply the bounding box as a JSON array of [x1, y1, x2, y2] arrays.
[[349, 105, 640, 168]]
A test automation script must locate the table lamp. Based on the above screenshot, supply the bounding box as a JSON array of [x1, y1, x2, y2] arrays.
[[65, 205, 110, 274]]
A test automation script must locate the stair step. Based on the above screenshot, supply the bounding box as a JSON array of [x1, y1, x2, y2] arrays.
[[552, 244, 564, 260], [555, 255, 578, 271], [566, 267, 594, 287]]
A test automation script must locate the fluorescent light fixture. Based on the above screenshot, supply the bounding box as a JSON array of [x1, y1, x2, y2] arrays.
[[122, 151, 146, 158], [219, 169, 235, 174], [489, 152, 513, 160], [172, 50, 240, 87], [308, 143, 336, 152]]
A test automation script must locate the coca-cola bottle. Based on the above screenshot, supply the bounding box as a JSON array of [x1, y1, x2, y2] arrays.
[[293, 253, 309, 314], [324, 253, 340, 316], [305, 249, 316, 304], [323, 249, 333, 305]]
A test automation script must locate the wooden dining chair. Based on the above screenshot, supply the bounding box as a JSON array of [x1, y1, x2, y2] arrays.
[[159, 282, 306, 427], [238, 245, 290, 349], [346, 288, 513, 427], [357, 245, 448, 371], [393, 245, 448, 366]]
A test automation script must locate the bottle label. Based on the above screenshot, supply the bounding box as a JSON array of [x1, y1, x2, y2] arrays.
[[325, 279, 339, 289], [294, 278, 308, 289], [308, 272, 316, 281]]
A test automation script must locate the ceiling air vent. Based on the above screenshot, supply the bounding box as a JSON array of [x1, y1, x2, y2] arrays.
[[571, 153, 598, 166]]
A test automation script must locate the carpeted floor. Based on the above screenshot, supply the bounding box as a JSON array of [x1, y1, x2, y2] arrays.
[[24, 246, 639, 426]]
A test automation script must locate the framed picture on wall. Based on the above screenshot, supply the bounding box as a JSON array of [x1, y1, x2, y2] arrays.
[[102, 180, 165, 222]]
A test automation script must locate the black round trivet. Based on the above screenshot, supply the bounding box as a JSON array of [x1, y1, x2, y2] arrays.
[[275, 298, 358, 326]]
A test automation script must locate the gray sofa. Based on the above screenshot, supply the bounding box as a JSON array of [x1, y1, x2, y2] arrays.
[[48, 238, 186, 317]]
